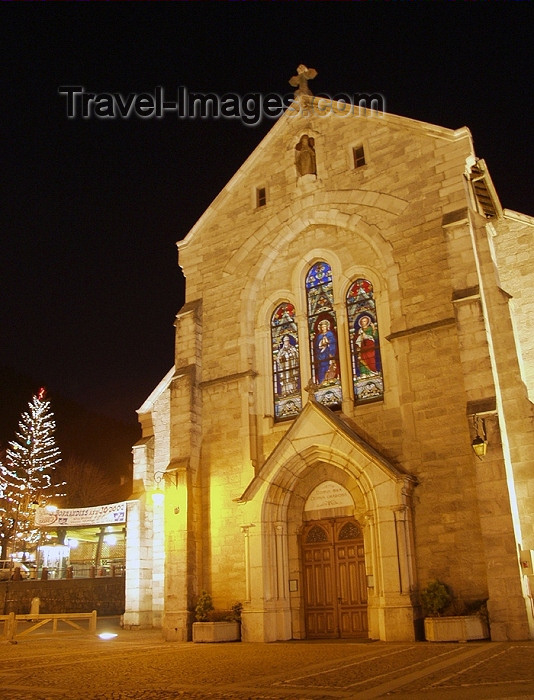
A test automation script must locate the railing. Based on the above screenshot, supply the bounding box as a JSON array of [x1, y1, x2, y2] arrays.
[[0, 610, 97, 642], [25, 560, 125, 581]]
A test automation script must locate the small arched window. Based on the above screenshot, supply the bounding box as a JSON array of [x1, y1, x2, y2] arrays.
[[271, 302, 302, 420], [346, 278, 384, 403], [305, 525, 328, 543], [338, 520, 362, 540], [306, 262, 343, 409]]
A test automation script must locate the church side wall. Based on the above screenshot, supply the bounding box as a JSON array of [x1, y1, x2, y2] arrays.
[[199, 380, 252, 609], [492, 215, 534, 405]]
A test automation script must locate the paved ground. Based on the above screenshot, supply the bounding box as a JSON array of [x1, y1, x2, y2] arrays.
[[1, 617, 534, 700]]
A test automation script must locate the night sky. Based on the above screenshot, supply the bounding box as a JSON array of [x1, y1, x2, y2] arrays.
[[2, 3, 533, 429]]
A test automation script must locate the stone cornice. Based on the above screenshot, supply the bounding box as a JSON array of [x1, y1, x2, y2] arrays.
[[386, 317, 456, 341], [199, 369, 258, 389]]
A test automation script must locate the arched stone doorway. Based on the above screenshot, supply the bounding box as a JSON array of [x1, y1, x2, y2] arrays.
[[237, 400, 418, 643], [302, 517, 367, 638]]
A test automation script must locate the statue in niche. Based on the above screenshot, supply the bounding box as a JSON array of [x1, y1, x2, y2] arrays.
[[289, 64, 318, 98], [295, 134, 316, 176]]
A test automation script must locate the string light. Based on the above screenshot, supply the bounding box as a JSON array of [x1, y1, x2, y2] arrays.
[[1, 389, 64, 555]]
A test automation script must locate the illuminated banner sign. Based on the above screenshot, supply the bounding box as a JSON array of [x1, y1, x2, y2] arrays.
[[35, 502, 127, 528]]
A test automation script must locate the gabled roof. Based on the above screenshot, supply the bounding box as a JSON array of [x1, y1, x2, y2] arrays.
[[238, 397, 414, 504], [178, 98, 472, 255], [136, 365, 175, 415]]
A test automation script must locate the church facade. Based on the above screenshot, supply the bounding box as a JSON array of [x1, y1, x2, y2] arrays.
[[123, 94, 534, 642]]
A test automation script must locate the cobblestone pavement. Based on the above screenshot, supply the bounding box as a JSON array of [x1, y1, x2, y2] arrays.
[[1, 619, 534, 700]]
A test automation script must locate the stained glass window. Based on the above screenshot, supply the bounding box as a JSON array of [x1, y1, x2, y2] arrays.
[[346, 278, 384, 403], [306, 262, 343, 409], [271, 302, 302, 420]]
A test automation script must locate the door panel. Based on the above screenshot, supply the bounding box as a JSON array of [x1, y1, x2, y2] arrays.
[[304, 539, 337, 637], [302, 518, 368, 639]]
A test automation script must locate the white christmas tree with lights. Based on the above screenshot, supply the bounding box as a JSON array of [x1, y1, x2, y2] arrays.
[[0, 388, 64, 557]]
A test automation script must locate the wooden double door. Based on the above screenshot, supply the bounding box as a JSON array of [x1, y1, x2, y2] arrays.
[[302, 517, 368, 639]]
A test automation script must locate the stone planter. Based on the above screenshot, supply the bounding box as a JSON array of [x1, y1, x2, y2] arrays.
[[192, 621, 241, 643], [424, 615, 489, 642]]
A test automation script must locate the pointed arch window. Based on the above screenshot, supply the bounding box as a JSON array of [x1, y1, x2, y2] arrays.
[[306, 262, 343, 409], [346, 278, 384, 403], [271, 302, 302, 420]]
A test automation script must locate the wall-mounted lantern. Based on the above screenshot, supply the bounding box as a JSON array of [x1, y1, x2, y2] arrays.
[[472, 415, 488, 459]]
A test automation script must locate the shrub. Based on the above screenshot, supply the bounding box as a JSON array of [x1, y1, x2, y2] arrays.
[[230, 601, 242, 622], [194, 591, 214, 622], [206, 609, 230, 622], [194, 594, 242, 623], [420, 580, 452, 617]]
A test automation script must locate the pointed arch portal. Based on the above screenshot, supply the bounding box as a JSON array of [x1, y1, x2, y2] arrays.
[[238, 400, 418, 643]]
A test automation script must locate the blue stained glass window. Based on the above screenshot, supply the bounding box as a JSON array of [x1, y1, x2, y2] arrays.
[[271, 302, 302, 420], [346, 278, 384, 403], [306, 262, 343, 408]]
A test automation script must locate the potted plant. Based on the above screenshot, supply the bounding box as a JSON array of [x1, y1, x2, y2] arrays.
[[421, 580, 489, 642], [192, 591, 241, 643]]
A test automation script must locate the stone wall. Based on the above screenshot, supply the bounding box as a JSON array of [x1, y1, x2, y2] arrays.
[[0, 577, 124, 616], [131, 102, 534, 641]]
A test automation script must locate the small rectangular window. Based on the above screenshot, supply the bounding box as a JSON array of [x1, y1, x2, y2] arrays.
[[256, 187, 267, 208], [353, 145, 366, 169]]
